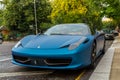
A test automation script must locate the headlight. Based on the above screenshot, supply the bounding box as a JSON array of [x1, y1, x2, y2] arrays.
[[14, 41, 22, 48], [68, 43, 79, 50], [68, 37, 87, 50]]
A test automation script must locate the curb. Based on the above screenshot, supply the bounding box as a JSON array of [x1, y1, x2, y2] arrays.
[[89, 39, 117, 80]]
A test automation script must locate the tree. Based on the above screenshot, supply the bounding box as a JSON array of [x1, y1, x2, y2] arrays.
[[0, 0, 10, 26], [100, 0, 120, 28], [51, 0, 87, 23], [2, 0, 51, 33], [50, 0, 104, 33], [0, 10, 3, 25]]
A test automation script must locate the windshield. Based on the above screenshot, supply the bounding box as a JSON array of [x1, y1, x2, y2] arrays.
[[44, 24, 90, 35]]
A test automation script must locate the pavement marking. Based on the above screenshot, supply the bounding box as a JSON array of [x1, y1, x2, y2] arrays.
[[8, 65, 18, 68], [75, 70, 86, 80], [0, 58, 12, 62], [0, 71, 53, 78]]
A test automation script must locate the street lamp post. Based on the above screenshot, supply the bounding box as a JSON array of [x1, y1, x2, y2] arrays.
[[34, 0, 38, 34]]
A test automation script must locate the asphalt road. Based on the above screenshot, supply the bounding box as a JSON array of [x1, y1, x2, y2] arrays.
[[0, 40, 113, 80]]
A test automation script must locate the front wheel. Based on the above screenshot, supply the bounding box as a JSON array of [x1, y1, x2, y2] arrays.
[[90, 43, 96, 69]]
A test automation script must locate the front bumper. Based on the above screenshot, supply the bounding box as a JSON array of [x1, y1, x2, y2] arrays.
[[12, 44, 91, 69]]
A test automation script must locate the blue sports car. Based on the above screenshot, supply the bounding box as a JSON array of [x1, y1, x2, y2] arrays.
[[12, 23, 105, 69]]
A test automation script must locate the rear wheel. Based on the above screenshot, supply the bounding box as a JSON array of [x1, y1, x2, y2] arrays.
[[90, 42, 96, 69]]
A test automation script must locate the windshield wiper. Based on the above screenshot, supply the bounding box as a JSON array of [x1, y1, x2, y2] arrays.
[[50, 33, 67, 35]]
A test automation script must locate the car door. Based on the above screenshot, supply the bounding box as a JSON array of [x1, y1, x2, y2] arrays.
[[95, 31, 105, 56]]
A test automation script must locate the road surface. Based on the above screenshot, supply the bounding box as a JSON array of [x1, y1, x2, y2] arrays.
[[0, 40, 113, 80]]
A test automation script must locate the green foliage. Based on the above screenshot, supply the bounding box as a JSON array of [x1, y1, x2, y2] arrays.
[[100, 0, 120, 27], [1, 0, 51, 33], [40, 23, 54, 32], [0, 10, 4, 25], [51, 0, 88, 23], [50, 0, 103, 33], [102, 21, 115, 30], [1, 0, 120, 35]]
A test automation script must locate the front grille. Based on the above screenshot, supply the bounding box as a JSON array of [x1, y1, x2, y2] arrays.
[[13, 55, 30, 63], [13, 55, 46, 66], [44, 59, 72, 66], [13, 55, 72, 67]]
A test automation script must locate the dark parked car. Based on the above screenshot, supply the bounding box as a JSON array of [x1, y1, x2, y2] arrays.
[[103, 29, 114, 40], [0, 34, 3, 44], [112, 30, 119, 37]]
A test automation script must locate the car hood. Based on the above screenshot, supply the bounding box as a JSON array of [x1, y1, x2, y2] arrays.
[[23, 35, 85, 49]]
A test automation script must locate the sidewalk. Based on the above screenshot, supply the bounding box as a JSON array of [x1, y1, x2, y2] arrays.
[[89, 36, 120, 80], [110, 37, 120, 80]]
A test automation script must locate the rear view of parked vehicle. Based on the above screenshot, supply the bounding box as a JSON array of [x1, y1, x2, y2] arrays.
[[103, 29, 114, 40]]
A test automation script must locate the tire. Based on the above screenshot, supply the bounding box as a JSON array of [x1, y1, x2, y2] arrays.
[[0, 39, 3, 44], [90, 42, 96, 69]]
